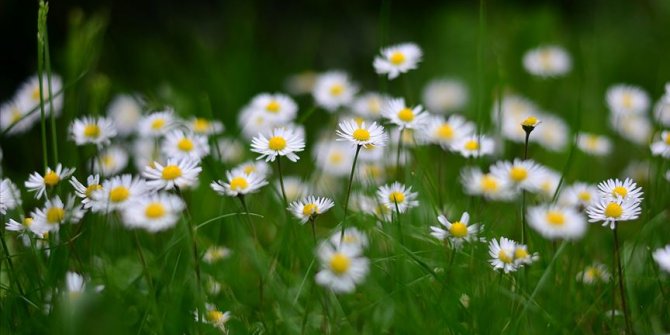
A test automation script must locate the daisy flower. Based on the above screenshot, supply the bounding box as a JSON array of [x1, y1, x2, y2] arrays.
[[513, 244, 539, 267], [488, 237, 518, 273], [451, 134, 495, 158], [576, 263, 611, 284], [352, 92, 385, 119], [65, 272, 86, 299], [312, 71, 358, 112], [25, 164, 76, 199], [652, 245, 670, 273], [89, 175, 149, 213], [288, 196, 335, 224], [373, 42, 422, 80], [493, 95, 541, 143], [216, 138, 245, 164], [430, 212, 483, 248], [534, 114, 569, 152], [137, 109, 176, 137], [586, 197, 641, 229], [606, 84, 650, 116], [30, 195, 84, 235], [315, 241, 369, 293], [610, 113, 652, 145], [596, 178, 644, 203], [376, 182, 419, 214], [106, 94, 143, 136], [422, 78, 469, 114], [536, 168, 561, 200], [15, 74, 64, 115], [558, 182, 598, 209], [143, 158, 202, 191], [382, 97, 429, 129], [203, 246, 232, 264], [195, 304, 232, 332], [238, 106, 277, 140], [132, 138, 164, 171], [422, 114, 474, 149], [314, 140, 355, 177], [251, 127, 305, 162], [522, 45, 572, 77], [460, 167, 515, 201], [187, 117, 224, 136], [162, 130, 210, 161], [249, 93, 298, 123], [654, 83, 670, 126], [527, 204, 587, 240], [0, 99, 40, 136], [329, 227, 369, 253], [92, 145, 129, 176], [336, 119, 388, 147], [211, 168, 268, 197], [577, 132, 612, 156], [69, 175, 102, 208], [284, 71, 317, 95], [5, 216, 35, 237], [121, 192, 185, 232], [650, 130, 670, 158], [490, 159, 544, 193], [69, 116, 117, 147], [0, 178, 21, 215], [235, 160, 271, 178]]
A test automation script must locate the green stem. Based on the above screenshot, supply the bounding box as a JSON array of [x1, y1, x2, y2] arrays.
[[613, 226, 632, 333], [339, 145, 362, 243], [276, 157, 288, 206]]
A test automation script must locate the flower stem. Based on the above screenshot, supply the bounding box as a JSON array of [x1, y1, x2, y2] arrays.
[[310, 217, 317, 245], [276, 157, 288, 206], [396, 127, 405, 180], [613, 226, 632, 333], [340, 145, 362, 243]]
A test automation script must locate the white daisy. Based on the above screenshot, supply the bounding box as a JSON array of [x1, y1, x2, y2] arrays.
[[422, 114, 474, 149], [488, 237, 518, 273], [92, 145, 129, 176], [652, 245, 670, 273], [0, 99, 40, 136], [203, 246, 232, 264], [25, 164, 76, 199], [89, 175, 149, 213], [69, 175, 102, 208], [460, 167, 515, 201], [211, 168, 268, 197], [143, 158, 202, 191], [335, 119, 388, 147], [312, 71, 358, 112], [351, 92, 385, 119], [5, 216, 35, 237], [494, 96, 541, 143], [522, 45, 571, 77], [558, 182, 598, 209], [65, 272, 86, 297], [422, 78, 469, 114], [251, 127, 305, 162], [534, 114, 568, 152], [606, 84, 650, 116], [577, 132, 612, 156], [69, 116, 117, 148], [381, 97, 429, 129], [314, 140, 355, 177], [373, 43, 422, 80], [15, 74, 64, 116], [0, 178, 21, 215], [162, 130, 210, 161], [186, 117, 224, 136], [106, 94, 143, 136], [490, 159, 544, 193], [216, 138, 245, 164], [376, 182, 419, 214], [527, 204, 587, 240], [137, 109, 176, 137], [622, 161, 650, 184], [576, 263, 611, 284], [238, 106, 277, 140], [284, 71, 317, 96], [288, 196, 335, 224], [132, 138, 164, 171], [315, 241, 369, 293], [249, 93, 298, 123], [513, 244, 539, 267], [235, 160, 271, 178], [650, 130, 670, 158], [430, 212, 483, 248], [328, 227, 369, 253], [654, 83, 670, 126], [451, 134, 495, 158], [30, 195, 84, 235], [610, 113, 652, 145], [121, 192, 185, 232], [355, 163, 386, 186], [195, 304, 232, 332], [586, 197, 641, 229], [536, 168, 561, 200], [596, 178, 644, 203]]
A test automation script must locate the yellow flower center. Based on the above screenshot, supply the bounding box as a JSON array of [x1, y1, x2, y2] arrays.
[[206, 310, 225, 323], [43, 171, 60, 186], [268, 136, 287, 151], [352, 128, 371, 142], [329, 252, 351, 275], [177, 138, 194, 152], [46, 207, 65, 224], [436, 124, 454, 140], [193, 118, 209, 133], [480, 175, 499, 192], [612, 186, 628, 198], [85, 184, 102, 198], [23, 217, 34, 226], [664, 134, 670, 145], [585, 267, 600, 280], [509, 166, 528, 182], [342, 235, 357, 244], [521, 116, 538, 127], [109, 186, 130, 203], [102, 155, 115, 167], [10, 109, 22, 124], [578, 191, 591, 202], [302, 203, 318, 216], [604, 202, 623, 218], [545, 211, 565, 226], [150, 118, 166, 130], [389, 191, 405, 204], [145, 202, 166, 219], [621, 93, 633, 109], [229, 177, 248, 191], [330, 84, 344, 96], [498, 250, 513, 264], [243, 165, 256, 175], [329, 152, 344, 164], [397, 108, 415, 122], [83, 124, 101, 138], [389, 51, 406, 65], [464, 140, 479, 151], [514, 247, 529, 259], [162, 165, 182, 180], [449, 222, 468, 238], [266, 100, 281, 113], [32, 87, 41, 101]]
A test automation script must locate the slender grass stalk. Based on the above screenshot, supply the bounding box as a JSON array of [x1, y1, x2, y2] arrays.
[[37, 2, 49, 171], [0, 222, 26, 298], [44, 21, 59, 165], [612, 226, 632, 333], [276, 157, 289, 206], [396, 127, 405, 180], [339, 145, 362, 243]]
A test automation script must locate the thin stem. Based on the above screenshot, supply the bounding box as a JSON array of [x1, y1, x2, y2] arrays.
[[523, 131, 530, 160], [521, 131, 530, 244], [276, 157, 288, 206], [613, 226, 632, 333], [36, 3, 48, 171], [238, 195, 258, 242], [394, 201, 404, 245], [309, 217, 317, 245], [340, 145, 362, 243], [396, 127, 405, 179], [44, 23, 58, 165], [0, 226, 26, 298]]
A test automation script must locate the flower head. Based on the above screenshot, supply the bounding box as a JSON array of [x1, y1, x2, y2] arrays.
[[577, 263, 611, 284], [315, 240, 369, 294], [69, 116, 117, 148], [422, 78, 469, 114], [143, 158, 202, 191], [138, 109, 175, 137], [522, 46, 572, 77], [586, 197, 641, 229], [288, 196, 335, 224], [312, 71, 358, 112], [89, 175, 149, 213], [382, 97, 429, 129], [187, 117, 224, 136], [25, 164, 76, 199], [336, 119, 387, 147], [251, 127, 305, 162], [121, 192, 185, 232], [211, 168, 268, 197], [596, 178, 644, 203], [376, 182, 419, 214], [162, 130, 210, 161], [653, 245, 670, 273], [451, 134, 495, 158], [430, 212, 483, 248], [527, 204, 587, 240], [373, 43, 422, 80], [31, 195, 84, 235], [650, 130, 670, 158]]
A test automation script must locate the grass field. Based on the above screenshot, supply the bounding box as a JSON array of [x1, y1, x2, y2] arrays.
[[1, 0, 670, 334]]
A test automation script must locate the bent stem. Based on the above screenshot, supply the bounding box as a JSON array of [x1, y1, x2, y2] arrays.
[[340, 145, 362, 243], [613, 226, 632, 333]]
